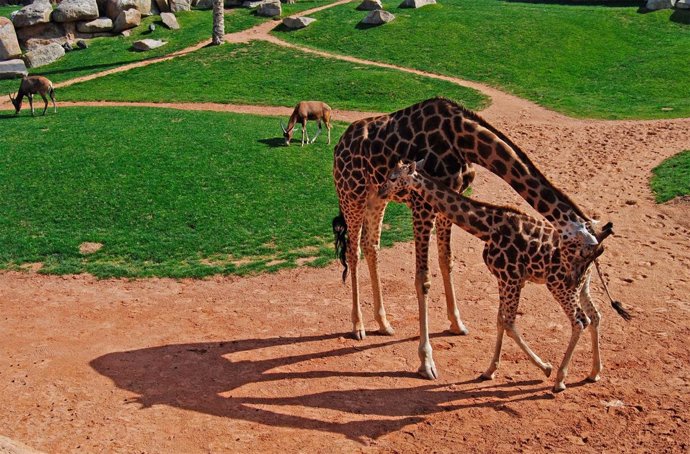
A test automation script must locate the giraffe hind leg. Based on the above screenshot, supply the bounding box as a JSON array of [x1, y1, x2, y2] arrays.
[[436, 215, 469, 335], [579, 273, 602, 382], [553, 293, 589, 392]]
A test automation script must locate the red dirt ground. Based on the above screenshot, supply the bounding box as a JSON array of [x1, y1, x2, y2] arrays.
[[2, 3, 690, 451]]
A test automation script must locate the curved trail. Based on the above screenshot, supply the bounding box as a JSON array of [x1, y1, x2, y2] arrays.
[[2, 3, 690, 453]]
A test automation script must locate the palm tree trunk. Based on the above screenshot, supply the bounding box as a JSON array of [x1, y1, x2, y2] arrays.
[[212, 0, 225, 46]]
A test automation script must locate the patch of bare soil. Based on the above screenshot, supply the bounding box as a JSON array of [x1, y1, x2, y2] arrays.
[[2, 109, 689, 453]]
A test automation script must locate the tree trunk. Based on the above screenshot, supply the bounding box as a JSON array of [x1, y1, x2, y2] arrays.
[[211, 0, 225, 46]]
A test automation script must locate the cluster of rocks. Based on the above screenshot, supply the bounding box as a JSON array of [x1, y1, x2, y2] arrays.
[[0, 0, 183, 79], [357, 0, 436, 26], [645, 0, 690, 10]]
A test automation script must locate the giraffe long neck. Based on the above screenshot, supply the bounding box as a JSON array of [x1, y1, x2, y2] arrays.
[[450, 107, 590, 230], [409, 173, 510, 243]]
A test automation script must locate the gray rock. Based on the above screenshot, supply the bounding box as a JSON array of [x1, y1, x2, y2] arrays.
[[160, 12, 179, 29], [169, 0, 191, 12], [62, 41, 73, 51], [77, 39, 88, 48], [52, 0, 99, 23], [12, 0, 53, 28], [400, 0, 435, 8], [155, 0, 171, 13], [282, 16, 316, 29], [113, 8, 141, 32], [361, 9, 394, 25], [132, 38, 167, 50], [196, 0, 213, 9], [242, 0, 264, 7], [76, 17, 113, 32], [22, 42, 65, 68], [676, 0, 690, 8], [356, 0, 382, 10], [106, 0, 137, 19], [645, 0, 675, 9], [256, 0, 280, 16], [15, 21, 73, 50], [148, 23, 156, 31], [0, 17, 22, 60], [0, 59, 28, 80]]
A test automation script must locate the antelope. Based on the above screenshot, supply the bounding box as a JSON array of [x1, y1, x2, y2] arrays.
[[8, 75, 57, 117], [280, 101, 332, 146]]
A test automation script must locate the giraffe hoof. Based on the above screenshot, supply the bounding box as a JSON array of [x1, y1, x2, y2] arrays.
[[448, 324, 469, 336], [586, 373, 601, 383], [353, 329, 366, 341], [418, 363, 438, 380], [479, 372, 495, 381], [552, 383, 566, 393], [544, 363, 553, 378], [378, 325, 395, 336]]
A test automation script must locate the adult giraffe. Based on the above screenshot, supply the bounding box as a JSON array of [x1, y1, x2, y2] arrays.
[[332, 97, 603, 380]]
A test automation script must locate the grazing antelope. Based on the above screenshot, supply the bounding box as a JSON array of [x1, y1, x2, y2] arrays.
[[8, 75, 57, 116], [380, 160, 630, 392], [280, 101, 332, 146]]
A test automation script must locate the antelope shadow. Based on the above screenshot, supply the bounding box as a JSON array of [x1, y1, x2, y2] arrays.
[[91, 332, 553, 442]]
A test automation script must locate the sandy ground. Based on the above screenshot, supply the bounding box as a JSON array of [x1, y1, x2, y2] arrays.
[[2, 2, 690, 452]]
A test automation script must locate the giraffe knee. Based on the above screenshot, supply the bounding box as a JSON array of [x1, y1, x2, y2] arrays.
[[416, 271, 431, 295]]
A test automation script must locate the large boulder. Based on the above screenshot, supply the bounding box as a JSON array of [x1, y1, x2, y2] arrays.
[[361, 9, 394, 25], [15, 21, 76, 50], [0, 58, 28, 79], [155, 0, 170, 12], [169, 0, 191, 12], [22, 42, 65, 68], [106, 0, 155, 19], [256, 0, 280, 16], [242, 0, 264, 7], [12, 0, 53, 28], [356, 0, 382, 10], [76, 16, 113, 32], [0, 17, 22, 60], [113, 8, 141, 32], [160, 11, 179, 29], [52, 0, 99, 23], [282, 16, 316, 29], [645, 0, 675, 9], [676, 0, 690, 8], [195, 0, 213, 9], [132, 38, 166, 50], [400, 0, 435, 7]]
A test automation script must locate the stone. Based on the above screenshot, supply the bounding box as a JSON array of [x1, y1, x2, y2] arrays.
[[52, 0, 99, 23], [242, 0, 263, 7], [106, 0, 138, 19], [77, 39, 88, 48], [132, 38, 166, 50], [256, 0, 280, 16], [22, 42, 65, 68], [356, 0, 382, 10], [155, 0, 170, 13], [196, 0, 213, 9], [400, 0, 435, 8], [120, 29, 131, 36], [361, 9, 394, 25], [62, 41, 73, 51], [148, 23, 155, 32], [676, 0, 690, 8], [0, 59, 28, 79], [160, 12, 179, 29], [645, 0, 675, 9], [0, 17, 22, 60], [113, 8, 141, 32], [15, 21, 74, 50], [76, 17, 113, 32], [282, 16, 316, 29], [169, 0, 191, 12], [12, 0, 53, 28]]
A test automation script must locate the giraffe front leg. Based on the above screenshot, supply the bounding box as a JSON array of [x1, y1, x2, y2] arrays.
[[362, 197, 394, 336], [553, 299, 589, 392], [481, 312, 504, 380], [347, 221, 365, 340], [579, 273, 602, 382], [436, 215, 468, 335], [412, 201, 437, 379]]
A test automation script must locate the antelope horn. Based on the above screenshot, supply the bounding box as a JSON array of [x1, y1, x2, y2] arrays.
[[280, 121, 287, 134]]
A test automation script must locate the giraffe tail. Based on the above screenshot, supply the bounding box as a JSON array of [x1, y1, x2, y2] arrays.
[[332, 210, 348, 282], [594, 259, 631, 321]]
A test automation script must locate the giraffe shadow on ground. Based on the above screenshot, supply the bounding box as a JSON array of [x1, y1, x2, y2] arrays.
[[90, 332, 553, 443]]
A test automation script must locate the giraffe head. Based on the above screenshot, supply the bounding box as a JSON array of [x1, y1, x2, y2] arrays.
[[378, 160, 422, 199], [280, 121, 294, 146]]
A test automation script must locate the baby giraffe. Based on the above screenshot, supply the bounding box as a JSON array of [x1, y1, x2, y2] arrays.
[[380, 161, 629, 392]]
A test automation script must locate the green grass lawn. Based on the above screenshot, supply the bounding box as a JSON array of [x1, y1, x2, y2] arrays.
[[0, 5, 19, 18], [0, 11, 215, 95], [57, 40, 487, 112], [0, 107, 412, 278], [274, 0, 690, 119], [650, 151, 690, 203], [224, 0, 336, 33]]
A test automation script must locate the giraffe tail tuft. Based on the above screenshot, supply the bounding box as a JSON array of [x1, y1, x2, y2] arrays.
[[332, 211, 348, 282], [611, 300, 632, 321]]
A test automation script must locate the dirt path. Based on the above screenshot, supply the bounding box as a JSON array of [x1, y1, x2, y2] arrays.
[[2, 3, 690, 453]]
